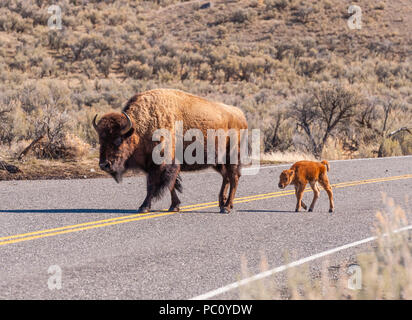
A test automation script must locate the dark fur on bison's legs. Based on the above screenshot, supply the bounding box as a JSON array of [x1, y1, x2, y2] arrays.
[[169, 189, 181, 212], [138, 164, 182, 213], [138, 176, 154, 213]]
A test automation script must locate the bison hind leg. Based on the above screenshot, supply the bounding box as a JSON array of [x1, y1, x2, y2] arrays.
[[169, 172, 183, 212]]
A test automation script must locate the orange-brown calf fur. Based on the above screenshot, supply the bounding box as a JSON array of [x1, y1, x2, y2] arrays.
[[278, 160, 334, 213]]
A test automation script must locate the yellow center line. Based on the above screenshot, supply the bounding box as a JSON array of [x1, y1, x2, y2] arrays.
[[1, 174, 407, 242], [176, 174, 412, 207], [0, 174, 411, 246]]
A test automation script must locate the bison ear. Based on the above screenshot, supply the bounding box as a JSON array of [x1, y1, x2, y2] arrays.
[[122, 127, 134, 138]]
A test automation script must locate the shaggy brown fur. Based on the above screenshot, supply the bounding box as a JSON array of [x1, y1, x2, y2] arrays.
[[278, 160, 334, 213], [94, 89, 248, 213]]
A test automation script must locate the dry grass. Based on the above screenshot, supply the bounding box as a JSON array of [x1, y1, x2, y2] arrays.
[[261, 151, 317, 163], [0, 156, 103, 181], [238, 195, 412, 299]]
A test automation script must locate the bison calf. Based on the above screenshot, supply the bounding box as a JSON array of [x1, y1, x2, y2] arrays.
[[278, 160, 334, 213]]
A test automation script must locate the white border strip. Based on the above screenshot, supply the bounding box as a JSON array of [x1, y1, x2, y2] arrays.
[[191, 224, 412, 300]]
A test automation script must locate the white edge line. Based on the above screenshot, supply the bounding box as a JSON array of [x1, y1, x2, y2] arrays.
[[190, 224, 412, 300], [241, 155, 412, 173]]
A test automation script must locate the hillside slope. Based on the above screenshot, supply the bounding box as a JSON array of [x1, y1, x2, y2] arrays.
[[0, 0, 411, 168]]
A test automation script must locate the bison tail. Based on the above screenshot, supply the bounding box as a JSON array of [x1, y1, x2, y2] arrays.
[[321, 160, 330, 172], [174, 174, 183, 193]]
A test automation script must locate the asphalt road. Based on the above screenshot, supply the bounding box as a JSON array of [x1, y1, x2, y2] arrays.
[[0, 156, 411, 299]]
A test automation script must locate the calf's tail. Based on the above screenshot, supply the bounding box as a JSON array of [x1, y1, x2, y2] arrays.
[[321, 160, 330, 172]]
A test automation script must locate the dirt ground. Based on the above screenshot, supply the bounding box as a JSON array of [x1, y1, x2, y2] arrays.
[[0, 157, 282, 181]]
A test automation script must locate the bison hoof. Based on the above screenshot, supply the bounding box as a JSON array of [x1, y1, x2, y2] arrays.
[[138, 207, 150, 213], [220, 207, 231, 214], [329, 208, 334, 213], [308, 208, 313, 212], [168, 206, 180, 212], [295, 208, 299, 212]]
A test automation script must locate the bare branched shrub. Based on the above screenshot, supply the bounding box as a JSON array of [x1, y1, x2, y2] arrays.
[[292, 6, 315, 24], [96, 54, 113, 78], [291, 85, 361, 158], [263, 108, 294, 152], [80, 59, 98, 79], [297, 57, 326, 77], [27, 104, 70, 159], [354, 96, 412, 157]]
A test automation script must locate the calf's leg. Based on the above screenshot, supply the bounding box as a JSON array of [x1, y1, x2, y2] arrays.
[[320, 175, 334, 212], [294, 185, 307, 210], [295, 184, 306, 212], [308, 181, 320, 212]]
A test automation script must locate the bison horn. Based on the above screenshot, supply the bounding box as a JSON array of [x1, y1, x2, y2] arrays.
[[92, 114, 99, 131], [120, 111, 133, 135]]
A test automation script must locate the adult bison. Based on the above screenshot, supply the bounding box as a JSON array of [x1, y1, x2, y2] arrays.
[[92, 89, 248, 213]]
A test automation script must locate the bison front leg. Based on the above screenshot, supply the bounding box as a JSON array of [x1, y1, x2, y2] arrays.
[[138, 178, 154, 213], [139, 164, 181, 213], [138, 165, 162, 213]]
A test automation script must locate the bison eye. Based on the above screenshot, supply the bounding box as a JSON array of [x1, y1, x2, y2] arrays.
[[113, 137, 122, 147]]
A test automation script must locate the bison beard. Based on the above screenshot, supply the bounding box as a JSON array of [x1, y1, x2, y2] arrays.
[[110, 171, 124, 184], [93, 89, 248, 214]]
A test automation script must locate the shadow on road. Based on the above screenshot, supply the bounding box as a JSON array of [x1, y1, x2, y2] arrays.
[[237, 209, 297, 213], [0, 209, 141, 214], [0, 208, 299, 214]]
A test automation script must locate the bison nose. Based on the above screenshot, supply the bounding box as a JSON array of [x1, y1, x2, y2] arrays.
[[99, 161, 111, 171], [278, 183, 283, 188]]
